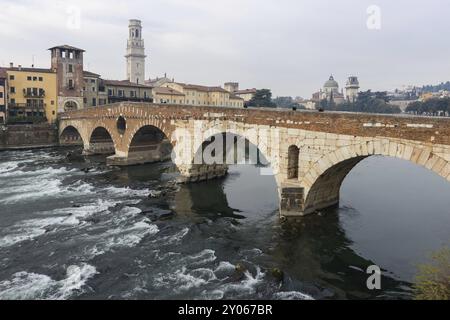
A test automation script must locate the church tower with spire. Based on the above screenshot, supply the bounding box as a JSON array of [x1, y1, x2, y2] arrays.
[[126, 19, 146, 84]]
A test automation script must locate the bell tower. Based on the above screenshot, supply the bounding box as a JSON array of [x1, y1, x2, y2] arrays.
[[126, 19, 146, 84]]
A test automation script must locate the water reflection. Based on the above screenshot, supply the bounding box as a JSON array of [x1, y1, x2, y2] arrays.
[[171, 164, 413, 299]]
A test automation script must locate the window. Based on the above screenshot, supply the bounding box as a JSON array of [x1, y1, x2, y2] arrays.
[[90, 79, 95, 84], [27, 76, 32, 81], [68, 79, 73, 88], [11, 98, 15, 104], [39, 77, 43, 81], [69, 51, 74, 59], [68, 64, 73, 73], [33, 76, 37, 81], [9, 75, 14, 80], [92, 98, 97, 107], [10, 87, 15, 94], [108, 89, 113, 96], [51, 100, 54, 105], [0, 92, 2, 98]]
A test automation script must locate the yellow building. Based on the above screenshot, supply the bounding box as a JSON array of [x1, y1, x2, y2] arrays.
[[0, 68, 6, 124], [234, 88, 257, 103], [6, 67, 58, 123], [162, 82, 244, 108], [420, 92, 435, 102], [153, 86, 185, 104]]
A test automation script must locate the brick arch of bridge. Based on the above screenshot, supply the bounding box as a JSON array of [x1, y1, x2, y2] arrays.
[[59, 121, 89, 147], [86, 120, 120, 151], [121, 118, 175, 157], [302, 140, 450, 215]]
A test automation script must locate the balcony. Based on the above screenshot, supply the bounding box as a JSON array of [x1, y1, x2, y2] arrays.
[[23, 89, 46, 98], [9, 103, 46, 110]]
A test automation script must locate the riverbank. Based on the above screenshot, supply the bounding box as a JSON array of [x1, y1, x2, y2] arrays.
[[0, 124, 59, 151]]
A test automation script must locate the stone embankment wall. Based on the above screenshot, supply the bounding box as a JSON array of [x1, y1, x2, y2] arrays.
[[0, 124, 59, 150]]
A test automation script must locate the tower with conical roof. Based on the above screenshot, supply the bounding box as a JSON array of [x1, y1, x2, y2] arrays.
[[126, 19, 146, 84]]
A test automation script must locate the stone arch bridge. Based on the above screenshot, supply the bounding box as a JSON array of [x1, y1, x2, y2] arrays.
[[59, 102, 450, 217]]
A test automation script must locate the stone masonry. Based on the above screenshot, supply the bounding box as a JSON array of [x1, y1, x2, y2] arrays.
[[59, 102, 450, 217]]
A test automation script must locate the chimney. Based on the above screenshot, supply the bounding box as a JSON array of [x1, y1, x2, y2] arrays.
[[9, 62, 13, 68], [18, 65, 22, 70]]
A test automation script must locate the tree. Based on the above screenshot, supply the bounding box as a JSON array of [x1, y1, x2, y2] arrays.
[[414, 247, 450, 300], [406, 98, 450, 116], [248, 89, 276, 108], [316, 90, 401, 114]]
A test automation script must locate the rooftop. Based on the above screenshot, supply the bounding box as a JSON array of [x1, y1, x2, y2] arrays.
[[103, 79, 153, 88], [6, 67, 55, 74], [176, 82, 229, 93], [83, 71, 101, 78], [48, 45, 85, 52], [235, 88, 257, 94], [154, 87, 185, 96]]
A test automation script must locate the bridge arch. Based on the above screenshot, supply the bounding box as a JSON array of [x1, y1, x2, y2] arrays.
[[60, 125, 84, 146], [86, 126, 116, 155], [183, 129, 277, 184], [125, 124, 173, 165], [303, 140, 450, 214]]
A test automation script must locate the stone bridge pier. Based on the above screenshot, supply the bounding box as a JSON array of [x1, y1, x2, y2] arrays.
[[59, 103, 450, 217]]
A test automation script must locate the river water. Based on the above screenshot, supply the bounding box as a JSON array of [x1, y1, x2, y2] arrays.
[[0, 147, 449, 300]]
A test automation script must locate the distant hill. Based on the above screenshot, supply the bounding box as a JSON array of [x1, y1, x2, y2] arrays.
[[422, 81, 450, 93]]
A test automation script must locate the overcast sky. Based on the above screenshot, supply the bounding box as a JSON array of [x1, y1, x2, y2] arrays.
[[1, 0, 449, 97]]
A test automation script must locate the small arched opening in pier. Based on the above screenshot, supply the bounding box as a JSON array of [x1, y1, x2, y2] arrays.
[[88, 127, 115, 155], [117, 116, 127, 135], [127, 125, 173, 165], [60, 125, 83, 146], [287, 145, 300, 180]]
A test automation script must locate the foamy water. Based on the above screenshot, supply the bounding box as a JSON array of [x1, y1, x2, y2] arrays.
[[2, 148, 442, 300]]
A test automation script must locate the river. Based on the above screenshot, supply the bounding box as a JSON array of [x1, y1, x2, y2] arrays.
[[0, 148, 449, 300]]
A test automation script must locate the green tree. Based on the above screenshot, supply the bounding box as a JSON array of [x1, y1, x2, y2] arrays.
[[316, 91, 400, 114], [414, 247, 450, 300], [248, 89, 276, 108]]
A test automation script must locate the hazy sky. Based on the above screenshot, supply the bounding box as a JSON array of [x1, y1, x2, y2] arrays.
[[1, 0, 449, 97]]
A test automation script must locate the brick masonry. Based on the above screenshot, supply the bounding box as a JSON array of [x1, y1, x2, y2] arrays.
[[59, 102, 450, 217]]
